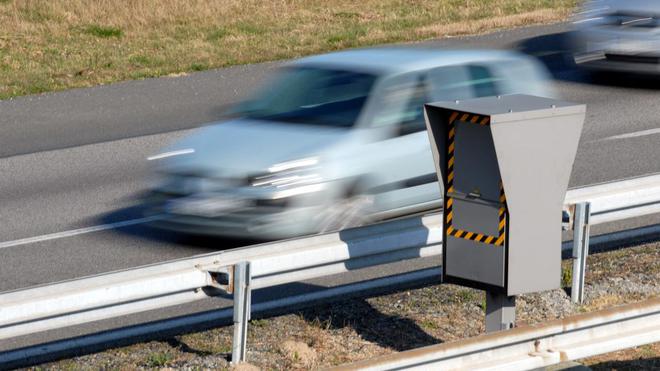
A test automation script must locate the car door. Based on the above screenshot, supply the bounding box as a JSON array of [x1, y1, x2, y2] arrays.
[[357, 71, 437, 215], [395, 64, 505, 213], [360, 64, 505, 217]]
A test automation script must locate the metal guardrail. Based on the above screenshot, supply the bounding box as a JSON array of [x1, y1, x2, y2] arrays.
[[330, 297, 660, 370], [565, 173, 660, 225], [565, 172, 660, 303], [0, 215, 443, 349], [0, 268, 441, 369], [1, 173, 659, 367]]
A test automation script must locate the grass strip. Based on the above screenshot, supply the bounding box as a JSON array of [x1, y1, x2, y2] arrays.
[[0, 0, 577, 100]]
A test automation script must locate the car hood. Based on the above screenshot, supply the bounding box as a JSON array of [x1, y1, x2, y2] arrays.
[[156, 118, 351, 177]]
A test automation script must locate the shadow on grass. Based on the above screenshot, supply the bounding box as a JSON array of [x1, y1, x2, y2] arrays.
[[588, 356, 660, 370], [299, 298, 440, 351], [165, 337, 218, 358]]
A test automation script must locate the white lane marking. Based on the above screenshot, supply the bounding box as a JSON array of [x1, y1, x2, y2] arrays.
[[597, 128, 660, 142], [147, 148, 195, 161], [0, 215, 164, 250]]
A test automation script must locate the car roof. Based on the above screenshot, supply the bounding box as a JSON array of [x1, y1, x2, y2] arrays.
[[291, 47, 525, 75]]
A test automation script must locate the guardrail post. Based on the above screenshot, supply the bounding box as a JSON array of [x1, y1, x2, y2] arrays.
[[231, 261, 251, 364], [571, 202, 591, 304]]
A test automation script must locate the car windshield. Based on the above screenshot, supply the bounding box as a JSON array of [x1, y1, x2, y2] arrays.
[[232, 67, 378, 128]]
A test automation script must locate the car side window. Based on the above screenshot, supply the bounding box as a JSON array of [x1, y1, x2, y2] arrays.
[[427, 65, 473, 101], [487, 59, 552, 97], [370, 73, 430, 135], [427, 64, 502, 101], [467, 65, 501, 97]]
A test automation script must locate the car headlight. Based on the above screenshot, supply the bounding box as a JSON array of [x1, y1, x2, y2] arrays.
[[250, 157, 325, 199], [267, 157, 319, 172]]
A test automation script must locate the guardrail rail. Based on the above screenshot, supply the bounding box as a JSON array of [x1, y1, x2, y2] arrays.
[[1, 173, 659, 368], [330, 297, 660, 371]]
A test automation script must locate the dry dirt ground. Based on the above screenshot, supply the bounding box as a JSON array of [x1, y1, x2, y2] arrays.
[[28, 242, 659, 370]]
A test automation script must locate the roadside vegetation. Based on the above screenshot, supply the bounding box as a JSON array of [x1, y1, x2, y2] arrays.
[[0, 0, 578, 100], [34, 242, 659, 370]]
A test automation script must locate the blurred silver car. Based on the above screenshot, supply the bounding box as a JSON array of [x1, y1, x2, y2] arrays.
[[572, 0, 660, 73], [145, 47, 552, 239]]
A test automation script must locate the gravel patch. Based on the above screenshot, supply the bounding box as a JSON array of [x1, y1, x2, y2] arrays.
[[25, 242, 659, 370]]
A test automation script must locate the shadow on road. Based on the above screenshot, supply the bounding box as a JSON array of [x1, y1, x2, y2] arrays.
[[98, 205, 260, 251]]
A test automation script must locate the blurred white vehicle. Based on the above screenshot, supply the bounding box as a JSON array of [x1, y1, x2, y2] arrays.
[[572, 0, 660, 73], [145, 47, 552, 239]]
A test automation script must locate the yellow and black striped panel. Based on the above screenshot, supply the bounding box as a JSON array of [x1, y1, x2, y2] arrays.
[[445, 183, 506, 246], [444, 111, 506, 247]]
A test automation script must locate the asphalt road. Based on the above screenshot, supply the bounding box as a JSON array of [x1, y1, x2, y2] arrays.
[[1, 22, 660, 352]]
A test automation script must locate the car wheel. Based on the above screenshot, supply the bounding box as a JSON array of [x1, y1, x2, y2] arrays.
[[316, 194, 375, 233]]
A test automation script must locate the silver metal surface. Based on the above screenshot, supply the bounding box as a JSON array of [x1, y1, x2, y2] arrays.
[[571, 202, 591, 304], [0, 268, 441, 370], [566, 172, 660, 225], [489, 96, 585, 295], [425, 94, 586, 295], [453, 120, 502, 203], [0, 213, 444, 344], [332, 297, 660, 371], [0, 268, 216, 339], [445, 236, 504, 287], [485, 292, 516, 332], [0, 171, 658, 366], [232, 262, 251, 364]]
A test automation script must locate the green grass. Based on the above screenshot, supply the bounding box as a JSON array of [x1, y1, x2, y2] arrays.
[[421, 319, 440, 330], [561, 263, 573, 288], [456, 288, 480, 303], [250, 318, 268, 327], [189, 62, 207, 72], [0, 0, 578, 100], [145, 352, 174, 367], [206, 27, 230, 41], [82, 24, 123, 38]]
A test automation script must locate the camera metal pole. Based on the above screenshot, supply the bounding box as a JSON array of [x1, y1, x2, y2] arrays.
[[485, 291, 516, 332]]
